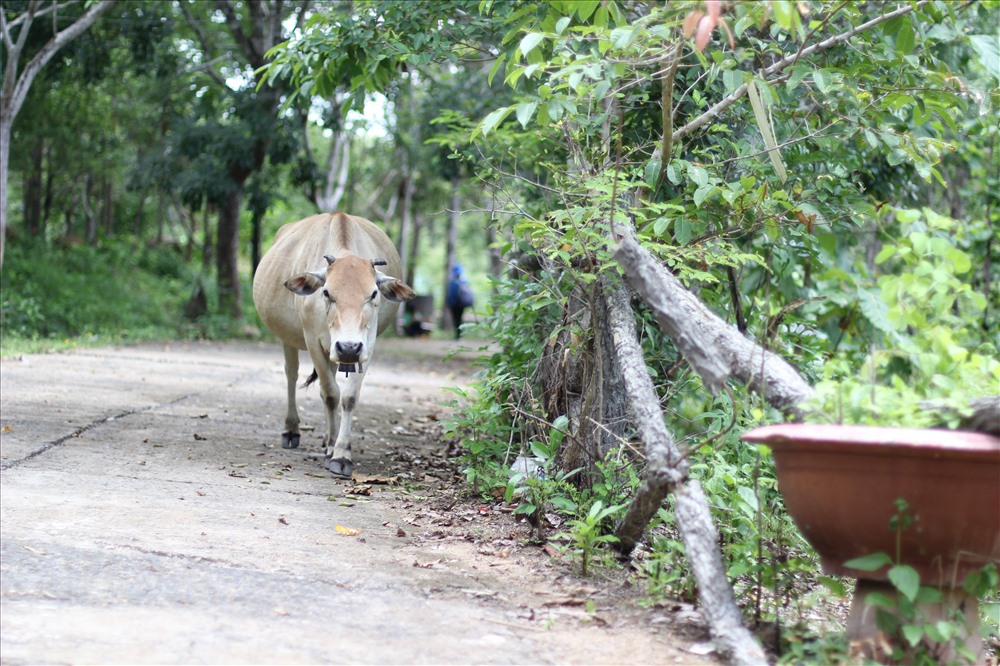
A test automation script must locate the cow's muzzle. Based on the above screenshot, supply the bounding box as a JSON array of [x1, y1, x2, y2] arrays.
[[335, 340, 363, 363], [334, 340, 364, 376]]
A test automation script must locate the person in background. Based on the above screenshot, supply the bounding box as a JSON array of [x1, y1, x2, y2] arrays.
[[446, 263, 475, 339]]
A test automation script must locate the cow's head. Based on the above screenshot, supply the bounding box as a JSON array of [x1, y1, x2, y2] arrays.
[[284, 254, 414, 371]]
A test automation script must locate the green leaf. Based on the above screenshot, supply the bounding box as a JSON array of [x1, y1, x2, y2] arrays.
[[969, 35, 1000, 82], [772, 0, 795, 31], [519, 32, 545, 59], [723, 69, 743, 95], [474, 106, 514, 139], [901, 624, 924, 647], [674, 218, 692, 245], [813, 70, 829, 94], [666, 160, 685, 185], [857, 288, 894, 334], [845, 552, 893, 572], [488, 52, 507, 86], [888, 564, 921, 601], [610, 27, 634, 50], [688, 164, 708, 187], [693, 184, 716, 207], [895, 19, 915, 55], [555, 16, 571, 35], [575, 0, 600, 21], [875, 245, 896, 264], [515, 101, 538, 128], [644, 159, 662, 188], [737, 486, 759, 513]]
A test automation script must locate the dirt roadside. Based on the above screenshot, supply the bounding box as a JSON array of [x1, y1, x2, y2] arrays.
[[0, 338, 719, 665]]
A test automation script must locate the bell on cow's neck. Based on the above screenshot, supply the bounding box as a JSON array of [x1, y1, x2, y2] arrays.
[[339, 363, 358, 376]]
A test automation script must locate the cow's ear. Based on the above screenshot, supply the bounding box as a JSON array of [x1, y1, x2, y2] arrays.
[[375, 272, 416, 302], [284, 271, 326, 296]]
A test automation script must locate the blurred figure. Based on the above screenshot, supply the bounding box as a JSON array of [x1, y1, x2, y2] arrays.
[[446, 263, 475, 339]]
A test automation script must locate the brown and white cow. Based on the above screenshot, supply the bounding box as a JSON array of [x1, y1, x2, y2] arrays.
[[252, 213, 415, 478]]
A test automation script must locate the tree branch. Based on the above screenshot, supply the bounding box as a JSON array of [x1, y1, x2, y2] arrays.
[[218, 0, 262, 68], [4, 0, 114, 124], [673, 0, 930, 143], [179, 2, 229, 88], [614, 234, 815, 417]]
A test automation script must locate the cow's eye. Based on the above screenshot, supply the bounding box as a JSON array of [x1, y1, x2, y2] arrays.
[[370, 290, 378, 302], [322, 289, 335, 303]]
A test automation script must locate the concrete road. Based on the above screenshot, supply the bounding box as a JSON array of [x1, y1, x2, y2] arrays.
[[0, 340, 712, 665]]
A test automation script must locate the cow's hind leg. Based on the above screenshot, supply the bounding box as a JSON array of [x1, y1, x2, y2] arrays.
[[326, 370, 366, 479], [281, 344, 301, 449]]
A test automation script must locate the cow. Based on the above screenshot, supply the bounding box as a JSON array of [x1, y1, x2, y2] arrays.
[[252, 213, 415, 478]]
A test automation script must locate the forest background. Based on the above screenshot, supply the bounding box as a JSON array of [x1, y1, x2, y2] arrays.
[[2, 0, 998, 663]]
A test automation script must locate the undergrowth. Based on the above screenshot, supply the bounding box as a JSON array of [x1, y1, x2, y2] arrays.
[[0, 239, 257, 356]]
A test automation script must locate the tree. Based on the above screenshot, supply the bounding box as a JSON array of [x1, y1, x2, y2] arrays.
[[177, 0, 310, 319], [0, 0, 114, 270]]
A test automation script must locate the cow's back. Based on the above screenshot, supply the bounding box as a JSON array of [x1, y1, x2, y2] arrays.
[[252, 213, 403, 350]]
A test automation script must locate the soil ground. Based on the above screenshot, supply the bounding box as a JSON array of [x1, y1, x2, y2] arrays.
[[1, 337, 720, 665]]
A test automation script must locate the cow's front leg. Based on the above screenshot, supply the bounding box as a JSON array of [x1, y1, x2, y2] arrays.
[[327, 370, 366, 479], [281, 344, 301, 449], [317, 372, 341, 459]]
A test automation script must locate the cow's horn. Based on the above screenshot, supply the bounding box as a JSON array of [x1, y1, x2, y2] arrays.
[[324, 255, 336, 265], [372, 259, 388, 267]]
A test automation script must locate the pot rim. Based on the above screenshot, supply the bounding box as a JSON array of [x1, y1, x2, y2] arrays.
[[742, 423, 1000, 454]]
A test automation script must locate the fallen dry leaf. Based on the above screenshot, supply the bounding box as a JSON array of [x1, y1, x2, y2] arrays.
[[412, 559, 443, 569], [278, 516, 290, 525], [345, 484, 372, 496], [335, 524, 362, 536], [351, 473, 398, 485]]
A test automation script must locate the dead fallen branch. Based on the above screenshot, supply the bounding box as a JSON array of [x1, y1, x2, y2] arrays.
[[603, 271, 767, 665]]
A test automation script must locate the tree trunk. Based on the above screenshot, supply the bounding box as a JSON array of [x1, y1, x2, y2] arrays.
[[315, 95, 351, 212], [540, 272, 630, 485], [83, 176, 98, 245], [406, 214, 422, 289], [251, 205, 263, 278], [443, 173, 460, 330], [24, 138, 43, 237], [217, 190, 243, 320], [101, 178, 113, 238]]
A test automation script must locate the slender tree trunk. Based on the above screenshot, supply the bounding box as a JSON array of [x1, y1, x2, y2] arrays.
[[201, 206, 214, 276], [217, 189, 243, 320], [251, 206, 263, 277], [102, 178, 113, 238], [406, 214, 422, 289], [443, 173, 460, 329], [315, 96, 351, 212], [42, 146, 54, 234], [24, 138, 43, 237], [83, 176, 97, 245], [0, 113, 11, 263]]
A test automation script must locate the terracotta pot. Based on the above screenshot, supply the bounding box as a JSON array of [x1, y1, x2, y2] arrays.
[[741, 424, 1000, 586]]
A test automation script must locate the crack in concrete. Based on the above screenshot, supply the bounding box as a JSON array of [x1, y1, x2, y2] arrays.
[[1, 367, 269, 472]]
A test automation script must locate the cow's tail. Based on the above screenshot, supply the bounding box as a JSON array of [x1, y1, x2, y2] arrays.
[[301, 369, 318, 388]]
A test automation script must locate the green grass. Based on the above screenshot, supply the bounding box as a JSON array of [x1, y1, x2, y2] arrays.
[[0, 239, 257, 357]]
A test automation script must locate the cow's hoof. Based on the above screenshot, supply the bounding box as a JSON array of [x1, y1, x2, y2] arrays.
[[327, 457, 353, 479], [281, 432, 300, 449]]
